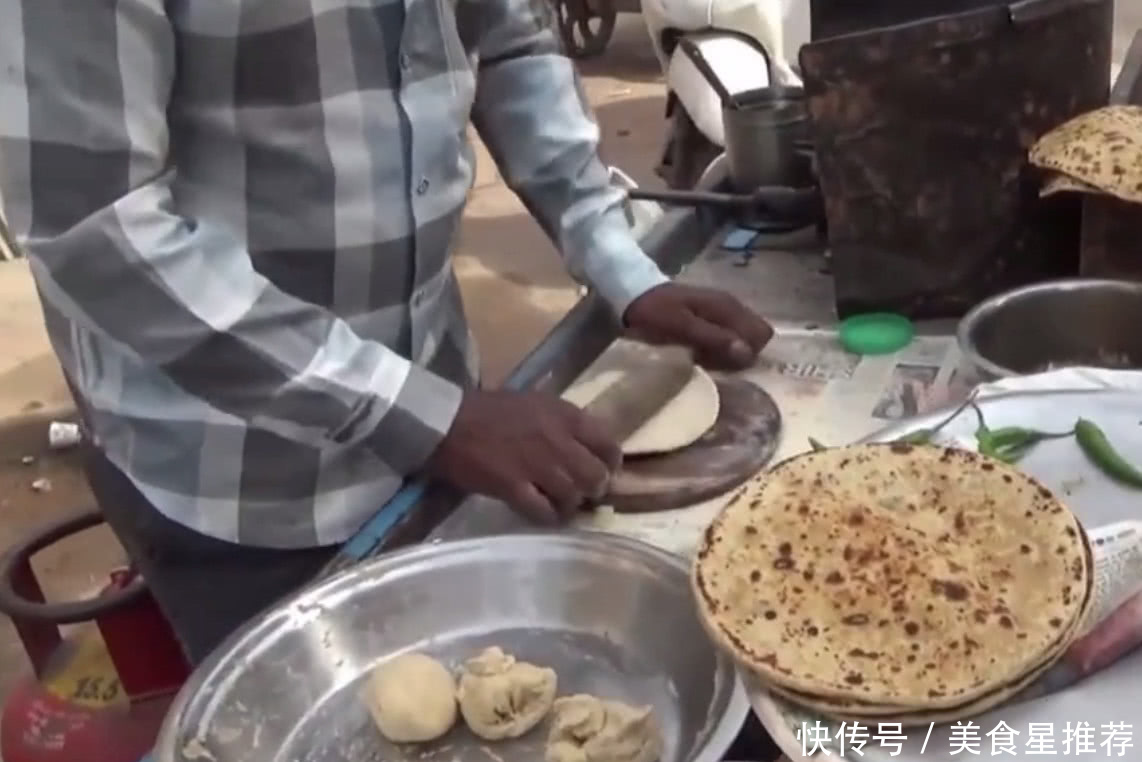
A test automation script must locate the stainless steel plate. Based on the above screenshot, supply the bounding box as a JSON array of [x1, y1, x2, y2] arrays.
[[154, 532, 748, 762]]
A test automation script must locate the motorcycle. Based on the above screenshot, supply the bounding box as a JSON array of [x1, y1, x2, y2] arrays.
[[643, 0, 807, 188]]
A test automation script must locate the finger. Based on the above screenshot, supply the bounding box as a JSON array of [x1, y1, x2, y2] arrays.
[[568, 410, 623, 474], [507, 482, 559, 525], [666, 309, 746, 368], [553, 436, 612, 499], [692, 293, 775, 354], [534, 466, 584, 518], [622, 323, 679, 349]]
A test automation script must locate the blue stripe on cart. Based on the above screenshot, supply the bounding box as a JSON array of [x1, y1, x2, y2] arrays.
[[330, 479, 428, 563]]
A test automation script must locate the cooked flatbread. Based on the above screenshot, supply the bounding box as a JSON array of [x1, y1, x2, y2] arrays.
[[763, 601, 1085, 722], [1039, 171, 1105, 198], [693, 443, 1089, 710], [1029, 105, 1142, 204], [763, 601, 1078, 726], [756, 641, 1056, 727], [756, 522, 1094, 725]]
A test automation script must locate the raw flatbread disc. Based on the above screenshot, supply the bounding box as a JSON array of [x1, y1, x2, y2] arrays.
[[1029, 105, 1142, 204], [563, 341, 720, 456], [693, 443, 1089, 711]]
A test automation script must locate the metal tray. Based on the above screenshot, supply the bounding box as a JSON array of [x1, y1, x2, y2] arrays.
[[748, 387, 1142, 761], [152, 532, 749, 762]]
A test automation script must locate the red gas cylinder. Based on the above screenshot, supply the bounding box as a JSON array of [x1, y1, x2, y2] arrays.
[[0, 510, 190, 762]]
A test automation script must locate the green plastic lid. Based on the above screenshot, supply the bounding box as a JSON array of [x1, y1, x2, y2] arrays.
[[839, 312, 914, 355]]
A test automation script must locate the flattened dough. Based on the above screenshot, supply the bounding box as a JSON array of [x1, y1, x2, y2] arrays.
[[544, 694, 663, 762], [362, 652, 457, 743], [456, 646, 557, 740], [563, 340, 720, 455]]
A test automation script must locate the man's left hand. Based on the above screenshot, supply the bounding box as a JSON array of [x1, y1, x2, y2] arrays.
[[622, 284, 774, 370]]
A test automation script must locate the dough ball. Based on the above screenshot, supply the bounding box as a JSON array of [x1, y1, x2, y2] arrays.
[[456, 646, 557, 740], [545, 694, 663, 762], [362, 652, 457, 743]]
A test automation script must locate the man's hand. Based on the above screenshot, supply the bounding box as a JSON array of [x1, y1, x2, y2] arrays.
[[425, 390, 622, 525], [622, 284, 774, 369]]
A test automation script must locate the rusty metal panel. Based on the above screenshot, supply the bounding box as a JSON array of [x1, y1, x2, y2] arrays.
[[809, 0, 997, 40], [1079, 30, 1142, 280], [801, 0, 1113, 319]]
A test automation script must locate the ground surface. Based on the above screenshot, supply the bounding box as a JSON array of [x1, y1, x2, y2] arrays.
[[0, 5, 1138, 748]]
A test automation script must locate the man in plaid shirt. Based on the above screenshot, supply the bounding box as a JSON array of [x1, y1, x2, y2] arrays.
[[0, 0, 773, 661]]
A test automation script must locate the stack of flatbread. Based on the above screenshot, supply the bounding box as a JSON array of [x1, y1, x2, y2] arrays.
[[1029, 104, 1142, 202], [692, 443, 1094, 726]]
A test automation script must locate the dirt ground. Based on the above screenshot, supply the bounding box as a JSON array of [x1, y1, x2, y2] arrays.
[[0, 4, 1139, 742]]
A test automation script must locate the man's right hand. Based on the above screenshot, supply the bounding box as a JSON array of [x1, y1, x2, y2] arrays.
[[425, 390, 622, 525]]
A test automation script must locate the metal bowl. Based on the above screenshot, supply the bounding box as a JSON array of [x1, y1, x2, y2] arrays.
[[957, 278, 1142, 380], [153, 532, 748, 762]]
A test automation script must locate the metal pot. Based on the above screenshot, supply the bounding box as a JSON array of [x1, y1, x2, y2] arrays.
[[957, 278, 1142, 379], [672, 37, 815, 194], [722, 86, 813, 192]]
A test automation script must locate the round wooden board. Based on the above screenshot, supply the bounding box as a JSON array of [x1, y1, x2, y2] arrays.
[[606, 377, 782, 513]]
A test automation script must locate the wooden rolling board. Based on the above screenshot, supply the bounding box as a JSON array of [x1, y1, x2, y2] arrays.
[[605, 377, 782, 513]]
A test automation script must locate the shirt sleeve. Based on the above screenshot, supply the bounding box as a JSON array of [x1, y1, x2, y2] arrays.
[[0, 0, 461, 475], [464, 0, 670, 318]]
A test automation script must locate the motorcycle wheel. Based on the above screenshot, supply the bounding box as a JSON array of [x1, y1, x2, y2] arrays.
[[553, 0, 617, 58]]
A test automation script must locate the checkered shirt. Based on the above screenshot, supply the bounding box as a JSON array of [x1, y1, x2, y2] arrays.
[[0, 0, 667, 548]]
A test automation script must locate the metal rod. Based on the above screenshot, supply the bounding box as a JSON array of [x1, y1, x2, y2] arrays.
[[626, 188, 757, 208]]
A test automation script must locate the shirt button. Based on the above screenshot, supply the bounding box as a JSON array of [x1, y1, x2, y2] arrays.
[[399, 53, 410, 70], [416, 177, 430, 195]]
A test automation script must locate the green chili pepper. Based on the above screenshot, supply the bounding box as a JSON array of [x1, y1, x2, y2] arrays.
[[1074, 418, 1142, 489], [995, 443, 1032, 461], [992, 438, 1038, 464], [994, 427, 1073, 450], [971, 403, 998, 456], [971, 405, 1072, 462]]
